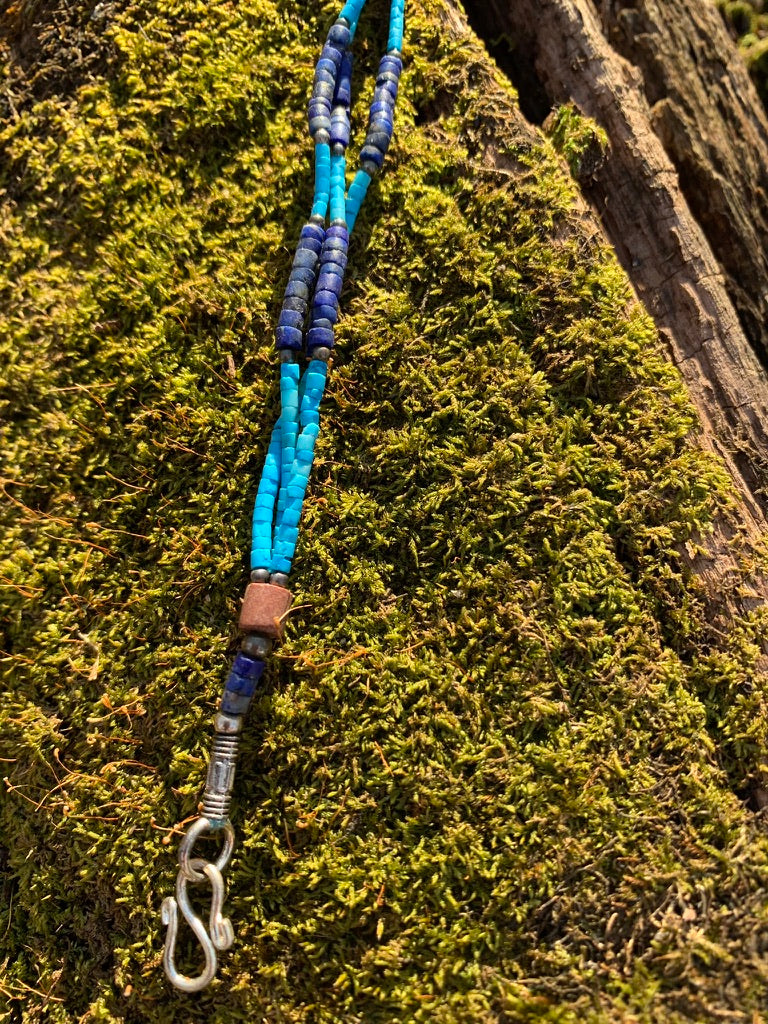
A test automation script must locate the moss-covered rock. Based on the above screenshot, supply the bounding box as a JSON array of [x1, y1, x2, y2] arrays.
[[2, 1, 768, 1022]]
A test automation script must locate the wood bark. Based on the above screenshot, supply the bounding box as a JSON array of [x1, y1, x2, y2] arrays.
[[462, 0, 768, 630]]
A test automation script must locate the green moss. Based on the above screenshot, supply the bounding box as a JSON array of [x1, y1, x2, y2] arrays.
[[545, 104, 609, 183], [2, 1, 768, 1021], [716, 0, 768, 105]]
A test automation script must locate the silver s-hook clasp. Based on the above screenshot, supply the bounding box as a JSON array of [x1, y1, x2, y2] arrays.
[[161, 817, 236, 993]]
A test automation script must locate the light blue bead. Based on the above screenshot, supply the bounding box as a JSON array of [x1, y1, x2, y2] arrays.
[[252, 506, 273, 523], [304, 370, 326, 390], [276, 526, 300, 546], [296, 449, 314, 466], [281, 506, 301, 528], [271, 555, 292, 574], [301, 409, 320, 427], [286, 483, 305, 500]]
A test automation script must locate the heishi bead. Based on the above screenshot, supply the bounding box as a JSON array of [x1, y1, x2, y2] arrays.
[[335, 51, 353, 107], [285, 279, 310, 300], [314, 302, 339, 323], [327, 22, 351, 49], [279, 310, 304, 329], [292, 248, 319, 270], [283, 295, 307, 313], [290, 267, 316, 287], [360, 145, 385, 168], [307, 326, 335, 350], [276, 325, 303, 349], [301, 222, 325, 244], [220, 690, 253, 716]]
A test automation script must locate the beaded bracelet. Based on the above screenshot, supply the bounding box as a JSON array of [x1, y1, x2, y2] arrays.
[[160, 0, 405, 993]]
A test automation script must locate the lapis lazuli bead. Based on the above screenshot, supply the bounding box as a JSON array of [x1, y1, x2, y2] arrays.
[[221, 690, 253, 716], [277, 325, 303, 350], [315, 302, 339, 323], [308, 327, 335, 350], [290, 267, 317, 287], [360, 145, 385, 167], [328, 23, 351, 49], [335, 52, 353, 107], [313, 289, 341, 308]]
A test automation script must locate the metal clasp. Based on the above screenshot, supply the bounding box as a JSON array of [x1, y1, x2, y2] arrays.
[[161, 817, 236, 993]]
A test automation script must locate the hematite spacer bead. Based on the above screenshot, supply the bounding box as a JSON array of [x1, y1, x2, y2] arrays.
[[251, 568, 271, 583], [279, 348, 298, 362], [361, 157, 380, 177], [337, 16, 351, 27], [314, 128, 331, 145], [214, 711, 243, 735], [270, 572, 290, 588], [239, 582, 292, 636], [331, 141, 346, 157], [241, 633, 273, 658], [313, 347, 332, 362]]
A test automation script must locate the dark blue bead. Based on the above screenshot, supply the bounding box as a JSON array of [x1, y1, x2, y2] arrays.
[[319, 254, 346, 272], [327, 23, 351, 49], [326, 225, 349, 243], [330, 122, 351, 147], [307, 327, 335, 349], [283, 295, 307, 313], [309, 98, 331, 116], [279, 309, 304, 329], [316, 57, 339, 77], [224, 673, 257, 696], [297, 234, 322, 254], [301, 223, 325, 245], [277, 325, 303, 350], [293, 249, 318, 270], [294, 245, 319, 266], [369, 118, 394, 137], [290, 267, 317, 287], [313, 289, 340, 308], [321, 45, 343, 66], [221, 690, 253, 715], [379, 55, 403, 76], [232, 653, 265, 679], [376, 69, 401, 85], [314, 302, 339, 323], [335, 52, 353, 104], [317, 273, 343, 295], [286, 280, 310, 300], [312, 69, 335, 89], [360, 145, 385, 167], [322, 237, 348, 254], [369, 100, 394, 117], [366, 130, 392, 150], [312, 81, 335, 102], [375, 82, 398, 101], [310, 317, 334, 332]]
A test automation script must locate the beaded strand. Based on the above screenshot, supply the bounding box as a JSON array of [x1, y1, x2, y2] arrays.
[[221, 0, 405, 807], [162, 0, 405, 994]]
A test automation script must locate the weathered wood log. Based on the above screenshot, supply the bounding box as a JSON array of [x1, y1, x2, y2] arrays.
[[462, 0, 768, 631]]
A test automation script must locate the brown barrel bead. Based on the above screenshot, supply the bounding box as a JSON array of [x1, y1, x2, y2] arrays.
[[238, 583, 293, 638]]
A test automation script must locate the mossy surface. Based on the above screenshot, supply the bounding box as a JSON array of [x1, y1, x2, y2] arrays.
[[2, 2, 768, 1022], [717, 0, 768, 105]]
